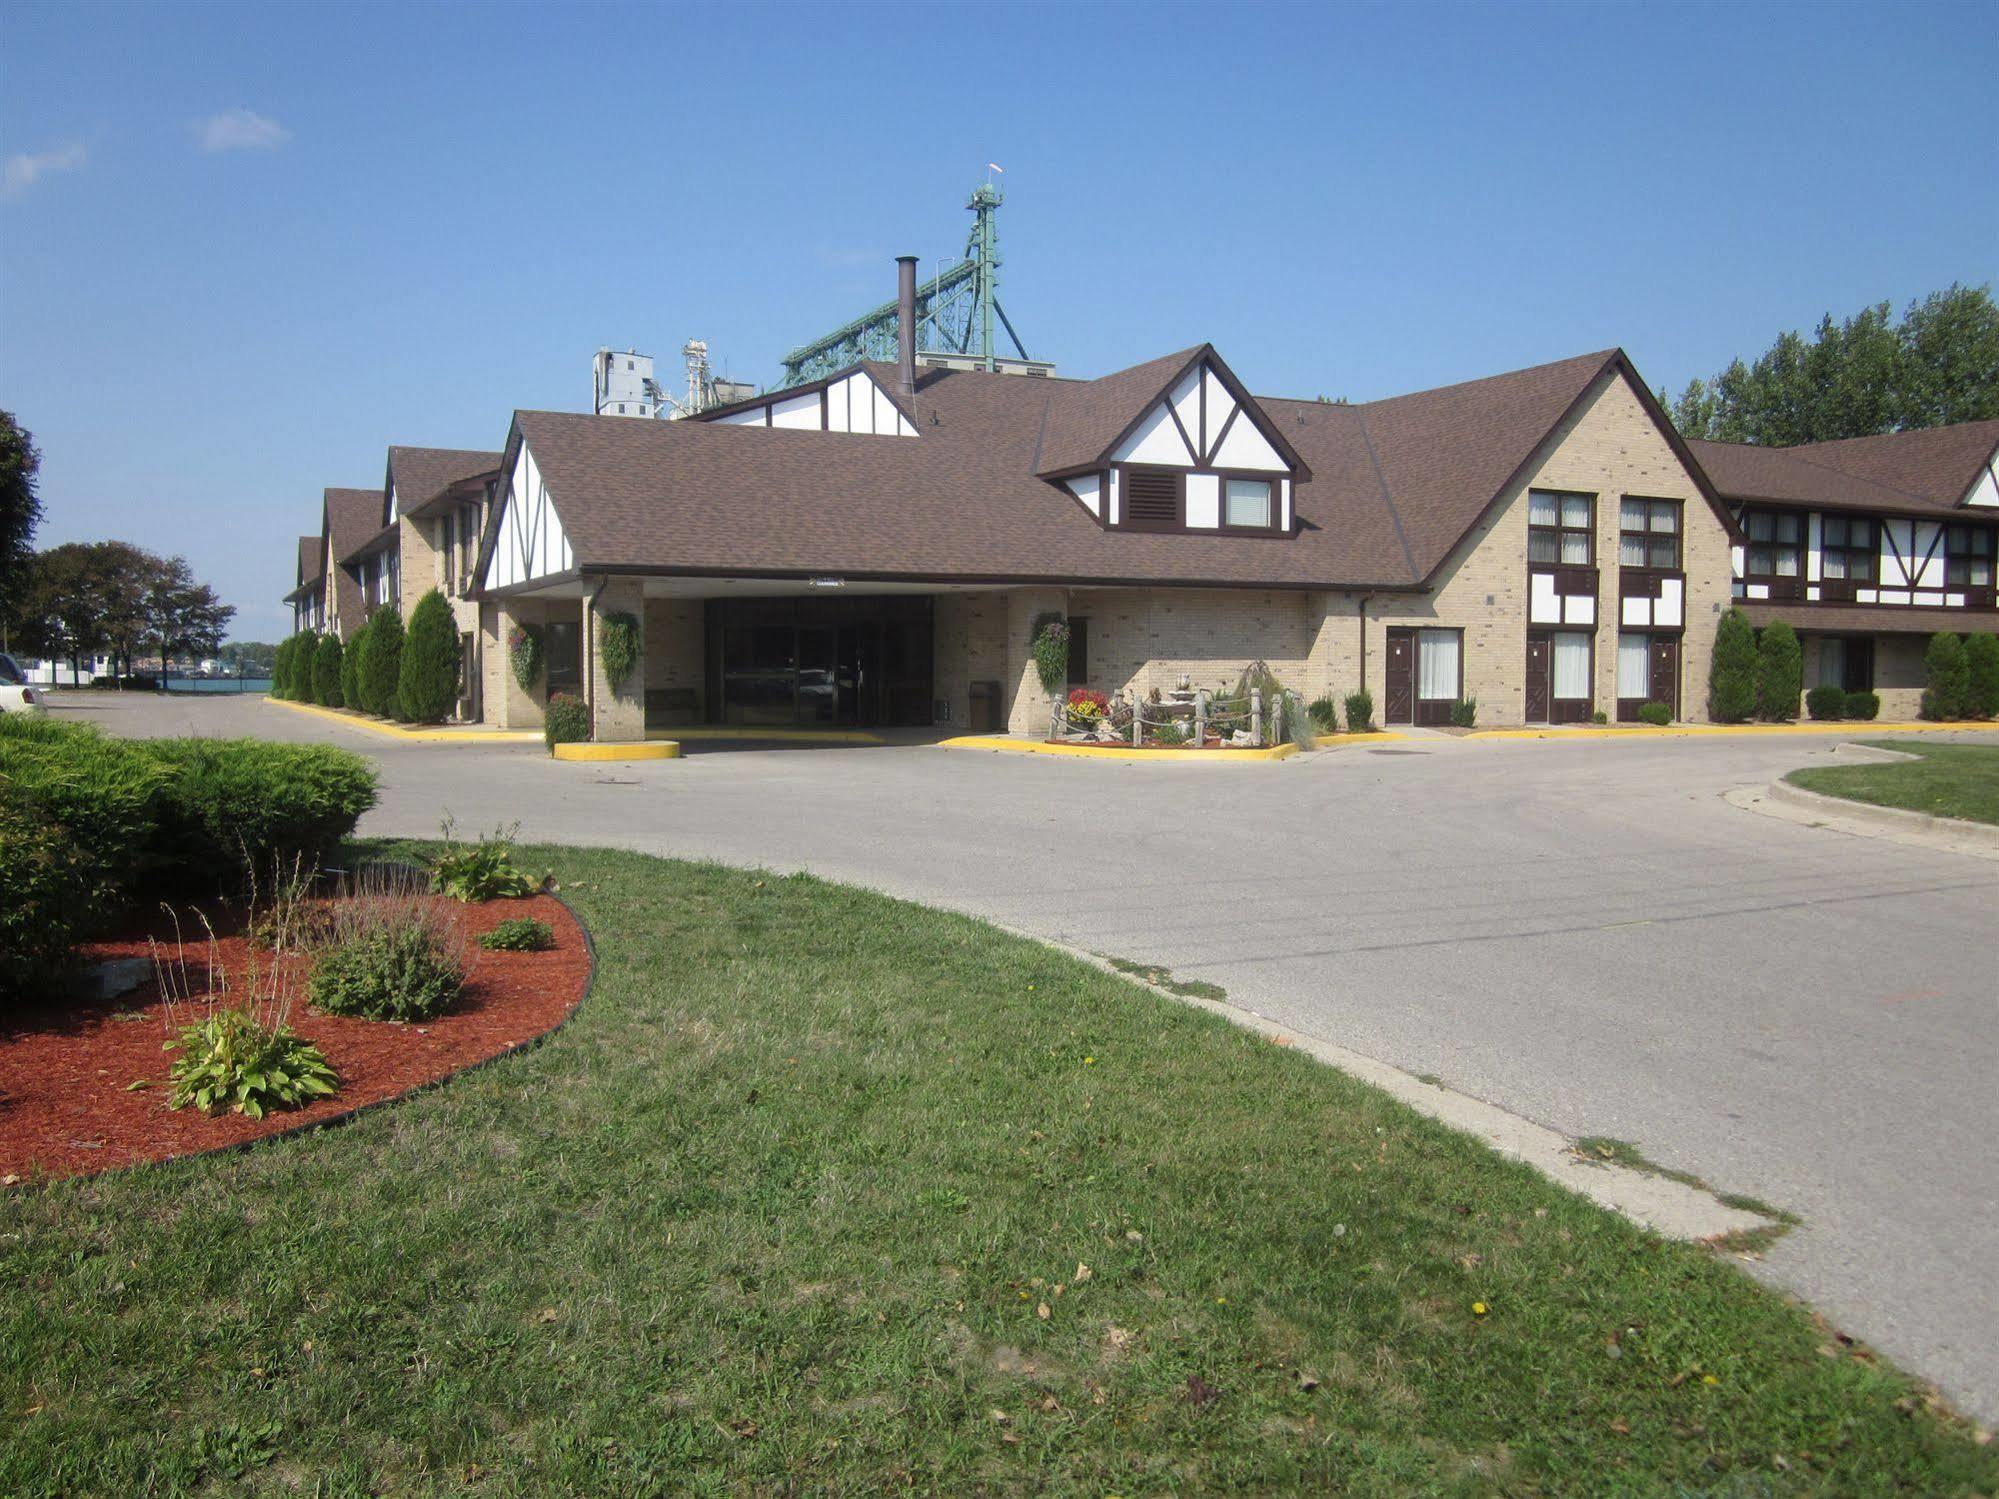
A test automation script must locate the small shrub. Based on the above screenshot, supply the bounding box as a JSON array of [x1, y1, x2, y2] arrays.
[[1920, 632, 1968, 720], [311, 925, 464, 1022], [309, 866, 467, 1022], [1805, 684, 1846, 721], [1843, 690, 1880, 721], [1709, 607, 1757, 722], [1592, 710, 1608, 725], [1231, 659, 1288, 704], [1637, 701, 1673, 726], [1965, 633, 1999, 718], [1449, 698, 1477, 729], [143, 738, 378, 892], [427, 821, 544, 902], [1151, 722, 1187, 747], [165, 1007, 338, 1118], [479, 917, 555, 952], [1754, 619, 1803, 721], [398, 588, 460, 724], [358, 606, 404, 717], [509, 624, 543, 692], [0, 789, 102, 1000], [597, 610, 641, 695], [1306, 695, 1339, 732], [544, 692, 589, 748], [312, 634, 344, 708], [1029, 615, 1068, 695], [1343, 690, 1374, 733]]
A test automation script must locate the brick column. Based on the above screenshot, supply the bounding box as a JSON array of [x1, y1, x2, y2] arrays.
[[484, 601, 545, 729], [588, 579, 646, 743], [1004, 588, 1067, 735]]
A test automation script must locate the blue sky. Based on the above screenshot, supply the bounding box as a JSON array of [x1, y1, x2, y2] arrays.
[[4, 1, 1993, 641]]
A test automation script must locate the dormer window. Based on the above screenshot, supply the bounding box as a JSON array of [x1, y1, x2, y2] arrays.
[[1224, 478, 1273, 530]]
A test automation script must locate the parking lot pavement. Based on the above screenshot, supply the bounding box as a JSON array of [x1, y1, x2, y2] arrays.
[[66, 691, 1999, 1421]]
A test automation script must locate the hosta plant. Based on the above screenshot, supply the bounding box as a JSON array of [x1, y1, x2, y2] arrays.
[[479, 916, 555, 952], [427, 819, 545, 902], [165, 1007, 338, 1119]]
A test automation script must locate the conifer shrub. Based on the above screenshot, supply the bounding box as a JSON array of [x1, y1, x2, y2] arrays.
[[1708, 608, 1757, 722], [1343, 689, 1375, 732], [544, 692, 590, 748], [1920, 632, 1968, 721], [1843, 690, 1880, 721], [1636, 701, 1673, 726], [1805, 684, 1846, 721], [1754, 619, 1803, 721], [1965, 633, 1999, 719], [359, 607, 404, 718], [341, 617, 367, 708], [312, 634, 344, 708], [398, 588, 460, 723]]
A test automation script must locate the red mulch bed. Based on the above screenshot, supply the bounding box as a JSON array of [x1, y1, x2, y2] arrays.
[[0, 893, 590, 1182]]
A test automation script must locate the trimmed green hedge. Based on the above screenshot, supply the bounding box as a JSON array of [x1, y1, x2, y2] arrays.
[[313, 634, 344, 708], [544, 692, 590, 749], [1, 785, 120, 999], [359, 607, 403, 718]]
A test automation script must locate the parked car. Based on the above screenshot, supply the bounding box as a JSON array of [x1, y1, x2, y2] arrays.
[[0, 652, 47, 714]]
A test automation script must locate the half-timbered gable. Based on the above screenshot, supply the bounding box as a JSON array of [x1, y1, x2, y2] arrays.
[[483, 432, 576, 591], [702, 367, 918, 437]]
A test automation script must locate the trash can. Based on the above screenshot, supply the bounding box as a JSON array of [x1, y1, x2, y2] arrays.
[[968, 680, 1001, 733]]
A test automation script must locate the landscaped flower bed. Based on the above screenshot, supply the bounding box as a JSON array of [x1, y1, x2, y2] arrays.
[[0, 891, 588, 1181]]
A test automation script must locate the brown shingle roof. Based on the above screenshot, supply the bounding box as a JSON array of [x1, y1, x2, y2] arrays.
[[283, 535, 324, 604], [1739, 601, 1999, 635], [388, 446, 502, 517], [322, 487, 383, 632], [1690, 421, 1999, 514], [502, 346, 1705, 594]]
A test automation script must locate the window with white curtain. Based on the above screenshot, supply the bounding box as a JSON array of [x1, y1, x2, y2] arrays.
[[1552, 633, 1591, 700], [1529, 490, 1593, 566], [1223, 477, 1273, 529], [1617, 633, 1650, 698], [1817, 637, 1847, 688], [1416, 629, 1460, 701]]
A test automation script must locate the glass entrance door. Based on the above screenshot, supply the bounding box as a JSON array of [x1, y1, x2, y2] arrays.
[[707, 597, 933, 727]]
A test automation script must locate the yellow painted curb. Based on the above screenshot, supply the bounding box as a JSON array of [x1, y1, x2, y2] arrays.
[[265, 696, 541, 743], [552, 740, 680, 762], [938, 736, 1300, 763], [647, 726, 882, 744], [1466, 720, 1994, 742]]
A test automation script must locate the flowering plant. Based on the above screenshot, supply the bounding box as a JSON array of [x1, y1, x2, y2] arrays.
[[1065, 687, 1110, 725], [1029, 614, 1069, 694], [508, 624, 542, 692]]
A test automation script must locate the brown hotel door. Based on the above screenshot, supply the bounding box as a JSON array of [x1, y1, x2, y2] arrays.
[[1524, 633, 1550, 722], [1384, 629, 1414, 724], [1650, 636, 1680, 716]]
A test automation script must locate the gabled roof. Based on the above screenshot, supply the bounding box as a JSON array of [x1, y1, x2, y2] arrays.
[[321, 487, 383, 630], [283, 535, 324, 604], [341, 522, 399, 566], [1690, 420, 1999, 514], [1033, 344, 1310, 479], [494, 343, 1718, 594], [387, 445, 503, 518]]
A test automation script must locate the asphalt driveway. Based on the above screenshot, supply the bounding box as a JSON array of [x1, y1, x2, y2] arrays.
[[61, 692, 1999, 1422]]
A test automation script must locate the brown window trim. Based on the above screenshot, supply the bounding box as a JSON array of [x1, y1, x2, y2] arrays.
[[1741, 506, 1804, 581], [1108, 464, 1292, 536], [1528, 489, 1595, 569], [1618, 496, 1683, 573], [1945, 522, 1996, 588]]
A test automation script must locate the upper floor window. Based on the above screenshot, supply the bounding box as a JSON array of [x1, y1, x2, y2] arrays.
[[1744, 509, 1802, 577], [1223, 477, 1273, 530], [1820, 515, 1876, 581], [1620, 498, 1681, 569], [1528, 491, 1593, 566], [1946, 524, 1995, 586]]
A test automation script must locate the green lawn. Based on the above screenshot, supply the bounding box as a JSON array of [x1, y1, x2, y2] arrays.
[[3, 846, 1992, 1496], [1788, 740, 1999, 826]]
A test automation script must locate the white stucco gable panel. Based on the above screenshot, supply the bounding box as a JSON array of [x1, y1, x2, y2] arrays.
[[1211, 410, 1286, 471], [709, 369, 917, 437], [1964, 452, 1999, 507], [1065, 473, 1102, 519], [1112, 401, 1196, 466], [484, 440, 574, 590]]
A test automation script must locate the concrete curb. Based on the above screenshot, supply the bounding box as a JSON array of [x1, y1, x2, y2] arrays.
[[1729, 774, 1999, 861], [938, 735, 1304, 763], [1007, 928, 1774, 1244], [264, 697, 541, 744]]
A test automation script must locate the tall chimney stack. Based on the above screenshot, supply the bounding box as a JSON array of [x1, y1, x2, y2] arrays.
[[896, 255, 918, 397]]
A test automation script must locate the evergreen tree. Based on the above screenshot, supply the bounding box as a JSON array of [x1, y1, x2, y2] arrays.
[[312, 633, 344, 708], [273, 635, 297, 699], [1754, 619, 1803, 721], [358, 606, 404, 718], [340, 618, 364, 708], [398, 588, 460, 723], [1708, 608, 1757, 722], [1921, 632, 1969, 721], [1965, 633, 1999, 719]]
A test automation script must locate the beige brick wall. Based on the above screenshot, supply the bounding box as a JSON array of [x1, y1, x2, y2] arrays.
[[588, 580, 646, 742], [1344, 370, 1731, 728], [643, 598, 705, 722], [482, 599, 552, 730], [932, 591, 1008, 731]]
